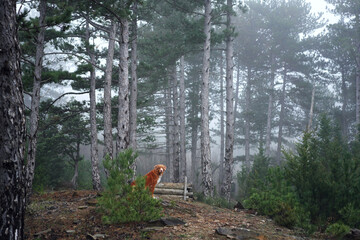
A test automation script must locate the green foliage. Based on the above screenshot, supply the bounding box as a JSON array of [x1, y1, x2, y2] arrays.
[[240, 115, 360, 233], [194, 192, 233, 209], [325, 223, 350, 239], [97, 150, 163, 223]]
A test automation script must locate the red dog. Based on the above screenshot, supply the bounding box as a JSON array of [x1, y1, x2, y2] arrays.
[[131, 164, 166, 198]]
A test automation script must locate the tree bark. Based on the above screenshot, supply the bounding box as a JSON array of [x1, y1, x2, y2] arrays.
[[219, 52, 225, 192], [116, 18, 130, 153], [103, 21, 117, 161], [340, 66, 348, 138], [26, 0, 46, 200], [179, 56, 187, 182], [165, 83, 174, 181], [245, 66, 251, 171], [172, 64, 180, 182], [86, 18, 101, 191], [201, 0, 214, 197], [0, 0, 27, 238], [276, 66, 287, 164], [129, 0, 138, 176], [223, 0, 235, 202], [265, 53, 275, 156]]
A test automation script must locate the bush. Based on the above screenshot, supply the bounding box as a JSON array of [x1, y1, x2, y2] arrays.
[[194, 192, 234, 209], [325, 223, 350, 239], [97, 149, 163, 223]]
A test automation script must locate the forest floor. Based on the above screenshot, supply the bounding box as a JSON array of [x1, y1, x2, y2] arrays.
[[24, 190, 326, 240]]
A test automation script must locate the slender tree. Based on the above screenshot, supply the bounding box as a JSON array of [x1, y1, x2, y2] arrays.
[[179, 56, 187, 181], [84, 18, 102, 190], [117, 17, 130, 153], [223, 0, 235, 202], [103, 21, 117, 160], [201, 0, 214, 197], [25, 0, 46, 200], [172, 64, 180, 182], [0, 0, 26, 238]]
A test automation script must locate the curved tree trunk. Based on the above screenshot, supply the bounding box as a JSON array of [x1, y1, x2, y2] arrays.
[[26, 0, 46, 200], [116, 18, 130, 153], [0, 0, 27, 237], [201, 0, 214, 197], [103, 21, 117, 161]]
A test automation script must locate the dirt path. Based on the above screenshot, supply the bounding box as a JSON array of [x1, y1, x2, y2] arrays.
[[24, 190, 319, 239]]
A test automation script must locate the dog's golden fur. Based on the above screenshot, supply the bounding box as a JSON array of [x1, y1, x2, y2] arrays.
[[131, 164, 166, 197]]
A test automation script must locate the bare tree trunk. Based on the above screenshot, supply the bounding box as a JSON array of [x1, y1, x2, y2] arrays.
[[276, 66, 287, 164], [116, 18, 130, 153], [245, 66, 251, 171], [172, 64, 180, 182], [103, 21, 117, 161], [340, 67, 348, 138], [201, 0, 214, 197], [223, 0, 235, 202], [86, 19, 101, 191], [219, 52, 225, 192], [233, 58, 240, 131], [129, 1, 138, 176], [165, 83, 174, 181], [71, 143, 81, 190], [26, 0, 46, 200], [265, 54, 275, 156], [307, 85, 315, 131], [0, 0, 27, 237], [179, 56, 187, 182]]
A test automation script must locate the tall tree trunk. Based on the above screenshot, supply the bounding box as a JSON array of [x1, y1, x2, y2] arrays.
[[245, 66, 251, 171], [165, 83, 174, 181], [190, 75, 200, 186], [341, 66, 348, 138], [276, 66, 287, 164], [219, 52, 225, 192], [0, 0, 27, 237], [223, 0, 235, 202], [265, 53, 275, 156], [86, 19, 101, 191], [179, 56, 186, 182], [172, 64, 180, 182], [71, 142, 81, 189], [201, 0, 214, 197], [307, 85, 315, 131], [103, 21, 117, 160], [116, 18, 130, 153], [129, 0, 138, 176], [233, 58, 240, 131], [26, 0, 46, 200]]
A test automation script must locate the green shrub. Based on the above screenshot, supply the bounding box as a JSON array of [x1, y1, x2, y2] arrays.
[[195, 192, 234, 209], [325, 223, 350, 239], [339, 203, 360, 228], [97, 149, 163, 223]]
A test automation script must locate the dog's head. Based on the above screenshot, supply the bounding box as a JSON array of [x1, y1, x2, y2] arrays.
[[154, 164, 166, 176]]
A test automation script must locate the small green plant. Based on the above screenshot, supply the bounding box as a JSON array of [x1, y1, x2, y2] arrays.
[[325, 223, 350, 239], [97, 149, 163, 223], [194, 192, 234, 209]]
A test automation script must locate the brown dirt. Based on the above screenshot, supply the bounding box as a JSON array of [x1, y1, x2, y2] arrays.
[[24, 190, 323, 239]]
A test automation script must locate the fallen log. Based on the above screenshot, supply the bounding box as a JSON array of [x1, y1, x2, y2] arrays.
[[154, 188, 193, 196], [156, 182, 192, 190], [155, 194, 190, 199]]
